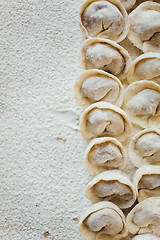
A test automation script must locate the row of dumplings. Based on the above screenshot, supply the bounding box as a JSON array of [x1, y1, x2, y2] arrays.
[[75, 38, 160, 129], [85, 129, 160, 175], [80, 0, 160, 52], [86, 166, 160, 207], [78, 38, 160, 82], [76, 81, 160, 132], [79, 197, 160, 240], [75, 0, 160, 239]]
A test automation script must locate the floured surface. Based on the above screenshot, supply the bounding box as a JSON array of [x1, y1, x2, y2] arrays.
[[0, 0, 143, 240]]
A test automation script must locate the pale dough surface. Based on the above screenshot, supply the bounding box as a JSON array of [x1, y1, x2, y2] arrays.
[[0, 0, 142, 239]]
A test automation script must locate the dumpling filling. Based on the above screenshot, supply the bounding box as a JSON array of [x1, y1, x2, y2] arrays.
[[92, 180, 133, 200], [81, 76, 119, 103], [126, 89, 160, 117], [87, 109, 124, 137], [82, 1, 125, 39], [85, 208, 123, 235], [134, 58, 160, 81], [132, 234, 160, 240], [85, 43, 125, 75], [138, 174, 160, 199], [136, 133, 160, 164], [88, 142, 122, 167]]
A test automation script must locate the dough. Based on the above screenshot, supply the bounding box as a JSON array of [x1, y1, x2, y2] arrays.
[[133, 165, 160, 202], [126, 197, 160, 236], [85, 137, 126, 175], [129, 129, 160, 167], [79, 0, 129, 41], [80, 102, 132, 142], [124, 80, 160, 128], [75, 69, 124, 107], [80, 38, 131, 80], [79, 201, 128, 240], [86, 170, 136, 208], [128, 2, 160, 53]]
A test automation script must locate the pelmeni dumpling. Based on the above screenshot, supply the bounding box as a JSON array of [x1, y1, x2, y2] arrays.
[[124, 81, 160, 128], [132, 234, 160, 240], [128, 2, 160, 53], [120, 0, 136, 10], [129, 129, 160, 167], [127, 52, 160, 85], [85, 137, 126, 175], [75, 70, 124, 107], [86, 170, 136, 209], [133, 165, 160, 202], [79, 0, 130, 42], [80, 38, 131, 80], [79, 201, 128, 240], [126, 197, 160, 236], [80, 102, 132, 142]]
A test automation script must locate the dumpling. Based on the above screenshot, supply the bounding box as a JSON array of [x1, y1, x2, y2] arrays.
[[85, 137, 127, 175], [74, 69, 124, 107], [127, 52, 160, 85], [126, 197, 160, 236], [124, 80, 160, 128], [129, 129, 160, 167], [120, 0, 136, 10], [133, 165, 160, 202], [86, 170, 136, 209], [80, 38, 131, 80], [132, 234, 160, 240], [80, 102, 132, 142], [79, 0, 130, 42], [137, 0, 160, 4], [79, 201, 128, 240], [128, 2, 160, 53]]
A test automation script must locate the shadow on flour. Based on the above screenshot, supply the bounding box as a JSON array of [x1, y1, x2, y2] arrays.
[[53, 109, 79, 131]]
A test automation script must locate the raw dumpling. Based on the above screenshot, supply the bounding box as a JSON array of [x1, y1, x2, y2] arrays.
[[79, 0, 129, 42], [86, 170, 136, 209], [124, 80, 160, 128], [126, 197, 160, 236], [79, 201, 128, 240], [129, 129, 160, 167], [132, 234, 160, 240], [80, 38, 131, 80], [137, 0, 160, 4], [120, 0, 136, 10], [127, 52, 160, 85], [128, 2, 160, 53], [74, 70, 124, 107], [133, 165, 160, 202], [80, 102, 132, 142], [85, 137, 126, 175]]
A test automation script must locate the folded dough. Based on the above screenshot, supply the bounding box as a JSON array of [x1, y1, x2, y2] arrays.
[[85, 137, 126, 175], [79, 0, 130, 42], [129, 129, 160, 167], [124, 80, 160, 128], [86, 170, 136, 209], [80, 38, 131, 80], [80, 102, 132, 142], [133, 165, 160, 202], [128, 2, 160, 53], [79, 201, 128, 240], [132, 234, 160, 240], [126, 197, 160, 236], [127, 52, 160, 85], [120, 0, 136, 10], [75, 70, 124, 107]]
